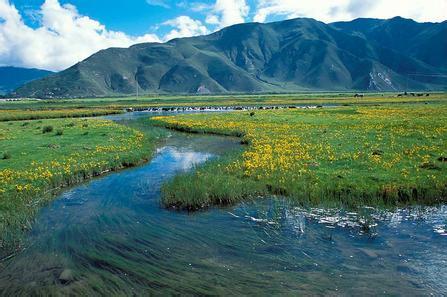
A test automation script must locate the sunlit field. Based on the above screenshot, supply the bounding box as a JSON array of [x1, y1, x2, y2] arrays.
[[153, 103, 447, 209]]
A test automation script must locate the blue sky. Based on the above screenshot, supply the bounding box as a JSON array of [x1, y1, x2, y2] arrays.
[[1, 0, 446, 71], [10, 0, 205, 35], [8, 0, 259, 36]]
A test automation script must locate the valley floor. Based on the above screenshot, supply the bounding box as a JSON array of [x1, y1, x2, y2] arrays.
[[0, 93, 446, 255]]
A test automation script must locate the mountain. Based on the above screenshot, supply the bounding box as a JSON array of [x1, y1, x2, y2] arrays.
[[0, 67, 53, 95], [13, 17, 447, 98]]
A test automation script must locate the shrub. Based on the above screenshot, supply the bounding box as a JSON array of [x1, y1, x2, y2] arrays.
[[42, 125, 53, 133], [56, 129, 64, 136], [2, 151, 11, 160], [66, 122, 75, 127]]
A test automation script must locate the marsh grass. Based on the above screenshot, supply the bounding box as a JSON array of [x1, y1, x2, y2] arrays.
[[153, 103, 447, 210]]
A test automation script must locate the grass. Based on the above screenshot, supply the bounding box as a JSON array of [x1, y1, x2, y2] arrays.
[[0, 108, 123, 121], [0, 117, 161, 256], [1, 93, 446, 111], [152, 103, 447, 210]]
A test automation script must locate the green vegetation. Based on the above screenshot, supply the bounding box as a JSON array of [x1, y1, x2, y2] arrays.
[[42, 125, 53, 133], [1, 93, 446, 111], [0, 118, 161, 255], [0, 108, 123, 121], [153, 103, 447, 210]]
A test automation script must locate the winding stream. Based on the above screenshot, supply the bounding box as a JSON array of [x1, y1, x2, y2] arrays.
[[0, 112, 446, 295]]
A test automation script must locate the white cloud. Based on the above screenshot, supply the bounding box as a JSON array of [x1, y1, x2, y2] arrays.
[[1, 0, 445, 72], [253, 0, 447, 23], [146, 0, 170, 9], [162, 15, 209, 41], [0, 0, 160, 71], [206, 0, 249, 28]]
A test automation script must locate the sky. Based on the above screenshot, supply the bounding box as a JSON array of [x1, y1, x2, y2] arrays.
[[0, 0, 446, 71]]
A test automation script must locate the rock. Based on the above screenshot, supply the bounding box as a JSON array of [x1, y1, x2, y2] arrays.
[[59, 269, 74, 284]]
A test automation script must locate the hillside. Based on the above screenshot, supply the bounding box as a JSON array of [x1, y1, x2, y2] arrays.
[[13, 17, 447, 98], [0, 67, 53, 95]]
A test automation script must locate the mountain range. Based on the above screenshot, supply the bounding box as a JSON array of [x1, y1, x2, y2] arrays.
[[0, 67, 53, 96], [12, 17, 447, 98]]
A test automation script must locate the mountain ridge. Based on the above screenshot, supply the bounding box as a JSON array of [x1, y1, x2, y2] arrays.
[[0, 67, 53, 96], [12, 17, 447, 98]]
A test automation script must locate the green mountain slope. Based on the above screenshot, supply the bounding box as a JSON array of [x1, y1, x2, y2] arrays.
[[13, 17, 447, 98], [0, 67, 53, 95]]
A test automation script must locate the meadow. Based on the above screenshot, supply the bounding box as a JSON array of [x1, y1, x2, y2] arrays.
[[152, 103, 447, 210], [0, 108, 122, 121], [0, 117, 159, 254], [1, 92, 446, 111]]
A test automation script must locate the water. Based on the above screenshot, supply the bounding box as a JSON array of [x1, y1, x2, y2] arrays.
[[0, 112, 446, 295]]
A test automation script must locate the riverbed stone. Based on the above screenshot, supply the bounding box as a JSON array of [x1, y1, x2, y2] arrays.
[[59, 269, 74, 284]]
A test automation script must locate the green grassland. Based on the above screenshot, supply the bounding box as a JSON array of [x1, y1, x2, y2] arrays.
[[0, 108, 123, 121], [0, 118, 161, 256], [152, 103, 447, 210], [1, 92, 446, 111]]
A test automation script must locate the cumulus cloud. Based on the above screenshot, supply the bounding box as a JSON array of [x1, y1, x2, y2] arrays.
[[253, 0, 447, 23], [1, 0, 446, 72], [162, 16, 209, 41], [205, 0, 249, 28], [0, 0, 160, 71]]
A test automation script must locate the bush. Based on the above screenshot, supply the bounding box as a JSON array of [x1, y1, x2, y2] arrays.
[[56, 129, 64, 136], [66, 122, 75, 127], [2, 151, 11, 160], [42, 125, 53, 133]]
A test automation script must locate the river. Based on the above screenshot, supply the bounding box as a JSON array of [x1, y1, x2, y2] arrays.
[[0, 111, 446, 295]]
